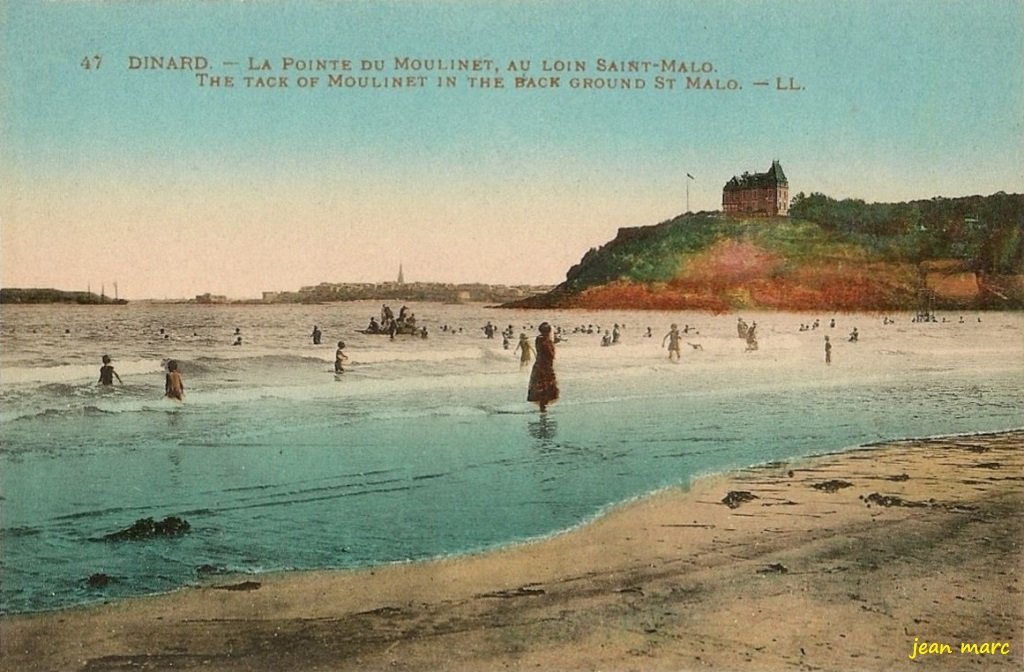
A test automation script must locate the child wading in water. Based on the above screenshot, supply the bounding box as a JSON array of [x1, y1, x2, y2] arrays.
[[514, 333, 533, 368], [165, 360, 184, 401], [98, 354, 123, 386], [662, 324, 682, 361], [334, 341, 349, 373]]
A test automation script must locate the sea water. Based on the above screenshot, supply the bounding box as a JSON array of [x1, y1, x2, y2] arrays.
[[1, 302, 1021, 614]]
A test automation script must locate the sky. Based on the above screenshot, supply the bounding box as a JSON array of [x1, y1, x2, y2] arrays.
[[2, 0, 1022, 299]]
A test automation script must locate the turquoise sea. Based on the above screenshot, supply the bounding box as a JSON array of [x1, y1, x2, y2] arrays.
[[1, 302, 1022, 614]]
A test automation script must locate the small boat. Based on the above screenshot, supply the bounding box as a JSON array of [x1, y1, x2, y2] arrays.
[[357, 323, 422, 336]]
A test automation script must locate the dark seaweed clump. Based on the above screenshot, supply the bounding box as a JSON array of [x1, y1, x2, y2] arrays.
[[810, 479, 854, 493], [104, 516, 190, 541], [721, 491, 759, 509]]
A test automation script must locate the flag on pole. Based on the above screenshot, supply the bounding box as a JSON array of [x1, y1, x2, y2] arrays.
[[686, 173, 695, 180]]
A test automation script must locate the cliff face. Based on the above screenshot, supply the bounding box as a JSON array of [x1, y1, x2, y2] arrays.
[[505, 198, 1024, 312]]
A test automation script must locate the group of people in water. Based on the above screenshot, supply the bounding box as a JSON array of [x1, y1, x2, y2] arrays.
[[310, 325, 348, 372], [94, 313, 559, 412], [97, 306, 987, 412], [910, 311, 980, 324], [736, 318, 759, 352], [100, 353, 184, 402], [360, 304, 426, 339], [99, 355, 185, 400]]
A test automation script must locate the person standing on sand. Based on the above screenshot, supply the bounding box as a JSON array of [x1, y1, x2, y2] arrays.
[[165, 360, 184, 401], [98, 354, 122, 386], [514, 333, 533, 368], [662, 324, 682, 361], [311, 325, 322, 345], [824, 335, 832, 365], [527, 322, 558, 412]]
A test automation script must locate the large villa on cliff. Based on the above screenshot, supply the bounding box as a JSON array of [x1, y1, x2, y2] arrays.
[[722, 160, 789, 216]]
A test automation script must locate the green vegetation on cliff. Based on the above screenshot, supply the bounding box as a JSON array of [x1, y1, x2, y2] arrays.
[[510, 192, 1023, 311], [789, 191, 1023, 274]]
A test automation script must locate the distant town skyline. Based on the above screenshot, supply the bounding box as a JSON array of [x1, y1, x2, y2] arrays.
[[2, 1, 1021, 299]]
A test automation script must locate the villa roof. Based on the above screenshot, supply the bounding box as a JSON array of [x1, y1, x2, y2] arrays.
[[723, 160, 788, 190]]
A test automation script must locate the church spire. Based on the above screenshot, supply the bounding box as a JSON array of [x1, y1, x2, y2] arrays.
[[397, 263, 405, 285]]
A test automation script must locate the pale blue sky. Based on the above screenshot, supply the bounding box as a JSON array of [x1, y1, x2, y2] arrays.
[[2, 1, 1021, 298]]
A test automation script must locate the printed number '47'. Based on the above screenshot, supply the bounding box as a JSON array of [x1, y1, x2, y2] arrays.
[[81, 55, 102, 70]]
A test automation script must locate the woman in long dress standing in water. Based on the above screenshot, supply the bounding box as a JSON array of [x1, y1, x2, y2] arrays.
[[527, 322, 559, 412]]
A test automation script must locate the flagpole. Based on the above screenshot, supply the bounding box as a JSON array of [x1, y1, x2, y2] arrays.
[[686, 173, 695, 213]]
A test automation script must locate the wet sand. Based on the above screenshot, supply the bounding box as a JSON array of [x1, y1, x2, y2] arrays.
[[2, 430, 1021, 671]]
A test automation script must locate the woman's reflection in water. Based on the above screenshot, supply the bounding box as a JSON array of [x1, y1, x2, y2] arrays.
[[527, 414, 558, 452]]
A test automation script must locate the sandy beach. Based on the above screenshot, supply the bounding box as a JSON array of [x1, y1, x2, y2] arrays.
[[2, 429, 1021, 672]]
